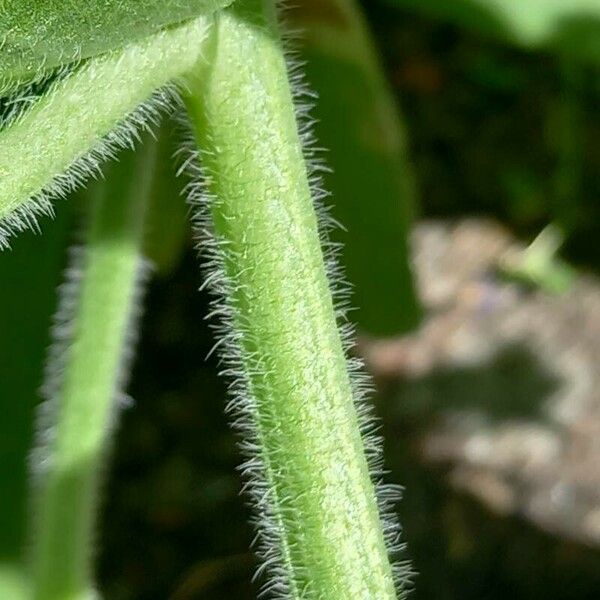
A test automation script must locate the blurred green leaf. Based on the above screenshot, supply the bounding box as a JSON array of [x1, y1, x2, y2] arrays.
[[0, 0, 232, 88], [290, 0, 421, 336], [500, 225, 576, 294], [384, 0, 600, 62], [0, 201, 73, 594]]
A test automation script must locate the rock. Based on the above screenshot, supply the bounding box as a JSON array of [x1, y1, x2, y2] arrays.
[[364, 219, 600, 547]]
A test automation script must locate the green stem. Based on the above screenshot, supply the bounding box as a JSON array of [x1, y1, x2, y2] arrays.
[[184, 1, 402, 597], [30, 140, 156, 600], [0, 16, 210, 248]]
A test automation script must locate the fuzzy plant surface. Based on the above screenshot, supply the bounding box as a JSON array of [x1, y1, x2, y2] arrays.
[[183, 0, 406, 596], [30, 139, 157, 600], [0, 0, 232, 89], [0, 15, 212, 249], [0, 0, 412, 598]]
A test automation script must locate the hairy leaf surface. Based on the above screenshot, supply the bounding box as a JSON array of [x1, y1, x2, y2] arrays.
[[0, 0, 233, 87], [0, 16, 211, 248]]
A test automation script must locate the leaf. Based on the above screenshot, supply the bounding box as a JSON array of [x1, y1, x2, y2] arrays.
[[0, 16, 211, 249], [0, 201, 73, 598], [384, 0, 600, 62], [500, 225, 576, 294], [0, 0, 233, 89], [288, 0, 421, 336]]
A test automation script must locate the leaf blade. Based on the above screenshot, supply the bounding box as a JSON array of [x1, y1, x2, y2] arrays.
[[0, 0, 232, 89], [290, 0, 421, 335], [0, 16, 211, 248]]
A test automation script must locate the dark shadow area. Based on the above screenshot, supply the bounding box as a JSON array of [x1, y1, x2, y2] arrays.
[[99, 248, 600, 599], [380, 391, 600, 600], [365, 1, 600, 269], [379, 0, 517, 46], [391, 342, 562, 424], [378, 0, 600, 63]]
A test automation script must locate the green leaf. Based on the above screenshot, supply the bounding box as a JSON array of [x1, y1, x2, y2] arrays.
[[0, 0, 233, 89], [0, 16, 211, 248], [385, 0, 600, 62], [0, 202, 73, 599], [289, 0, 421, 336], [143, 118, 189, 276], [500, 225, 576, 294]]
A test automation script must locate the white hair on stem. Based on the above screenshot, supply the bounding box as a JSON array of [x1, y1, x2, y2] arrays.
[[282, 6, 413, 591], [174, 111, 302, 599], [175, 1, 413, 595], [0, 84, 179, 251], [0, 15, 212, 250]]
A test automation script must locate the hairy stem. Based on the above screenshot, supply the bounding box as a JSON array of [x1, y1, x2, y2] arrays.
[[0, 16, 210, 248], [184, 0, 401, 597], [30, 140, 156, 600]]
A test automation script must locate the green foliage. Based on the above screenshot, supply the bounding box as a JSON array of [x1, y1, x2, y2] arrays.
[[31, 138, 156, 600], [183, 0, 404, 595], [500, 225, 575, 294], [290, 0, 421, 336], [0, 0, 418, 597], [386, 0, 600, 62], [0, 0, 232, 89], [0, 16, 210, 248], [0, 207, 72, 600]]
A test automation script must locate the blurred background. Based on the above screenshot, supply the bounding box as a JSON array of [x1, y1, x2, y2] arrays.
[[1, 0, 599, 598]]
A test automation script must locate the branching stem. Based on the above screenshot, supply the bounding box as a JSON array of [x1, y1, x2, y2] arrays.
[[184, 1, 399, 597]]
